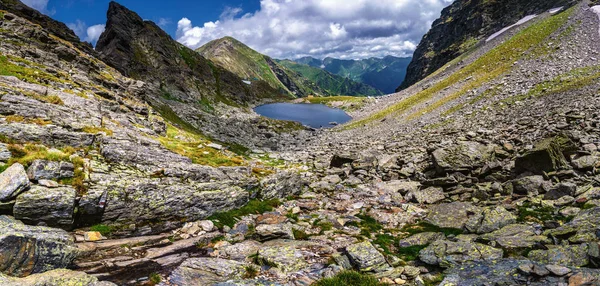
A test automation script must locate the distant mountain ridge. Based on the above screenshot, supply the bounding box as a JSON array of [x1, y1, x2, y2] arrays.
[[293, 56, 412, 94], [197, 37, 382, 97]]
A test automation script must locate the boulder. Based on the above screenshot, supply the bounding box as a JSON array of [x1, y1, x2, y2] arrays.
[[13, 185, 77, 229], [168, 258, 248, 286], [259, 171, 306, 200], [26, 160, 74, 181], [465, 205, 516, 234], [345, 241, 388, 272], [544, 182, 577, 200], [255, 223, 294, 241], [376, 180, 421, 195], [481, 224, 550, 248], [330, 154, 356, 168], [0, 269, 115, 286], [419, 240, 503, 268], [425, 202, 481, 229], [406, 187, 445, 204], [0, 216, 77, 277], [515, 135, 577, 174], [0, 143, 10, 162], [528, 244, 589, 267], [512, 176, 546, 197], [218, 240, 263, 261], [258, 245, 308, 273], [431, 141, 494, 173], [571, 155, 597, 170], [546, 207, 600, 243], [398, 232, 444, 247], [0, 163, 30, 202]]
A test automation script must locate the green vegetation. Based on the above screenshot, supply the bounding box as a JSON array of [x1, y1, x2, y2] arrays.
[[4, 115, 51, 125], [90, 224, 113, 236], [208, 199, 281, 228], [0, 54, 72, 90], [353, 214, 384, 237], [149, 272, 161, 285], [303, 96, 371, 111], [517, 203, 573, 224], [292, 228, 310, 240], [314, 271, 385, 286], [243, 265, 259, 279], [346, 7, 575, 128], [157, 124, 245, 167], [82, 125, 114, 136], [400, 221, 463, 237]]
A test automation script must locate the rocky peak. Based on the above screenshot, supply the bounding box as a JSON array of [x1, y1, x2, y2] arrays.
[[0, 0, 94, 54], [398, 0, 577, 90]]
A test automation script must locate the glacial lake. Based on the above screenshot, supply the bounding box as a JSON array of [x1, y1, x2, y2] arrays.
[[254, 103, 352, 128]]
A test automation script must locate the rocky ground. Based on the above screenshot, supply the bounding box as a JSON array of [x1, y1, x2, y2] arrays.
[[1, 1, 600, 286]]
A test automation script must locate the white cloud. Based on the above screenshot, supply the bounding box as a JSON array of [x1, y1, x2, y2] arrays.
[[67, 21, 105, 45], [21, 0, 55, 15], [157, 18, 172, 28], [176, 0, 453, 59]]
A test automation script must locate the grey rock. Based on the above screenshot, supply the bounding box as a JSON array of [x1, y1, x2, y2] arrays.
[[168, 258, 248, 286], [515, 135, 577, 174], [426, 202, 481, 229], [0, 143, 10, 162], [545, 264, 571, 276], [14, 185, 77, 229], [219, 240, 262, 261], [345, 241, 388, 272], [258, 244, 308, 273], [528, 244, 589, 267], [259, 171, 306, 200], [398, 232, 444, 247], [481, 224, 550, 249], [431, 141, 494, 172], [406, 187, 445, 204], [419, 240, 503, 268], [466, 206, 516, 234], [0, 163, 30, 202], [572, 155, 597, 170], [0, 216, 77, 277], [26, 160, 74, 181], [544, 182, 577, 200], [255, 223, 294, 241], [512, 175, 545, 197], [0, 269, 115, 286], [546, 207, 600, 243]]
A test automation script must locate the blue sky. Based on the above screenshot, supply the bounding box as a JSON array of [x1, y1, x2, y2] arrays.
[[23, 0, 454, 60]]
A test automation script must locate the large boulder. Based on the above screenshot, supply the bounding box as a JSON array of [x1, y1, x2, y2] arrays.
[[426, 202, 482, 229], [515, 135, 577, 174], [0, 216, 77, 277], [13, 185, 77, 229], [481, 224, 550, 249], [431, 141, 495, 173], [0, 143, 10, 162], [544, 182, 577, 200], [259, 171, 306, 200], [26, 159, 74, 181], [512, 176, 546, 197], [168, 258, 249, 286], [345, 241, 388, 272], [0, 269, 115, 286], [465, 206, 516, 234], [398, 232, 444, 247], [528, 244, 589, 267], [419, 240, 503, 268], [0, 163, 30, 202], [546, 207, 600, 243]]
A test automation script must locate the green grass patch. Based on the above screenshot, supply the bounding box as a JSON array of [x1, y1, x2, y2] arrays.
[[82, 125, 113, 136], [517, 202, 573, 224], [354, 214, 384, 237], [90, 224, 113, 236], [346, 7, 574, 128], [398, 245, 428, 261], [293, 228, 310, 240], [0, 54, 72, 89], [208, 199, 281, 228], [157, 124, 245, 167], [400, 221, 463, 237], [314, 271, 385, 286]]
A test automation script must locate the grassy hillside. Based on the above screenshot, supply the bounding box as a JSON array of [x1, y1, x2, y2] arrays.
[[277, 60, 383, 97]]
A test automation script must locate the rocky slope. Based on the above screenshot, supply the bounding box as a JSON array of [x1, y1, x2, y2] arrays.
[[296, 56, 412, 94], [398, 0, 578, 90], [0, 0, 600, 286], [198, 36, 381, 97]]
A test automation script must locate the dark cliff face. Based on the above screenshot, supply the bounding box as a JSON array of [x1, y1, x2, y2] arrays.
[[96, 2, 278, 105], [398, 0, 576, 91], [0, 0, 94, 54]]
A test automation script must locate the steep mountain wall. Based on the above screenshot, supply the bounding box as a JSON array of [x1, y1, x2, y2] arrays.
[[398, 0, 577, 90]]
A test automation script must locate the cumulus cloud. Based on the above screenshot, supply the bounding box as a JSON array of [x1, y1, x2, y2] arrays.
[[67, 20, 105, 45], [21, 0, 55, 15], [176, 0, 453, 60]]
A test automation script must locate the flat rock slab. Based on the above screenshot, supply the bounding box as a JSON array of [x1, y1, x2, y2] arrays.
[[26, 159, 74, 181], [168, 258, 248, 286], [0, 269, 115, 286], [481, 224, 550, 249], [0, 215, 77, 277], [426, 202, 481, 229], [255, 223, 294, 241], [258, 245, 308, 274], [0, 163, 30, 202], [528, 244, 589, 267], [398, 232, 444, 248], [419, 240, 503, 268]]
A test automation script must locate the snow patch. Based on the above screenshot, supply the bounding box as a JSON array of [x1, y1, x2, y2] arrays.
[[486, 15, 537, 42], [592, 6, 600, 36], [549, 7, 563, 14]]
